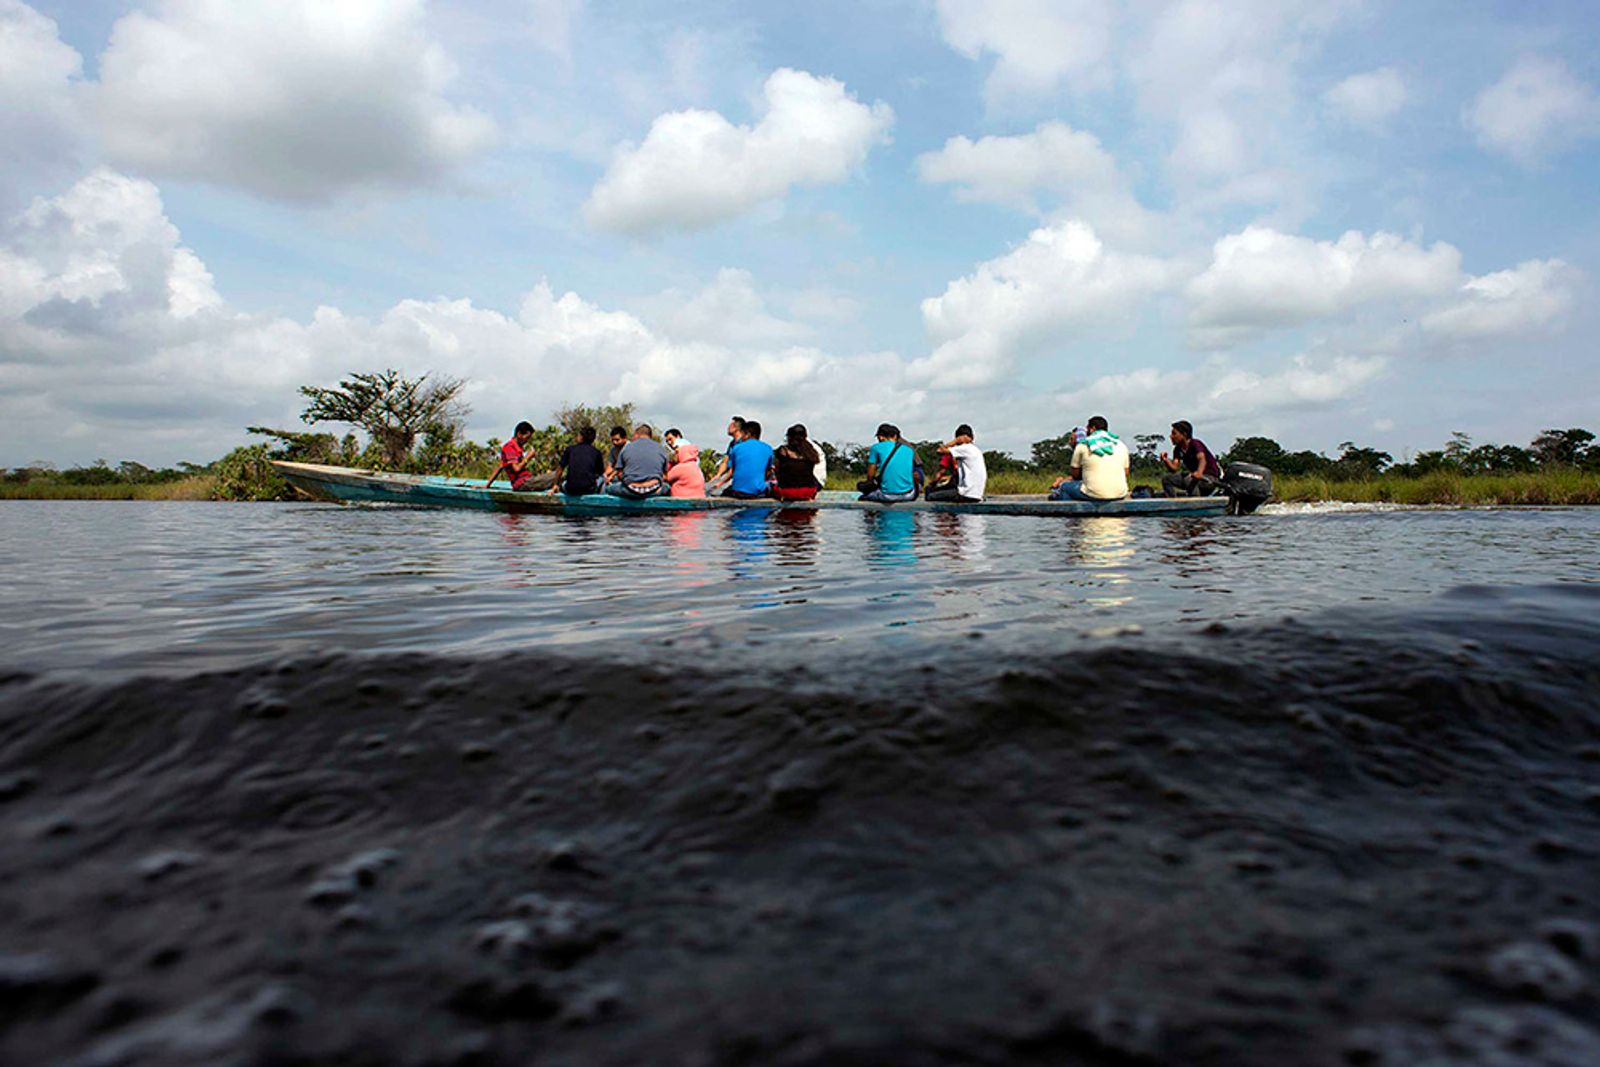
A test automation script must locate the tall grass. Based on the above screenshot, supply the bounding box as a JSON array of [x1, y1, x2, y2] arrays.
[[1273, 470, 1600, 506], [0, 476, 216, 501]]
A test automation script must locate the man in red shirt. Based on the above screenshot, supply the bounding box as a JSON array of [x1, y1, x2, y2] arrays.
[[486, 422, 555, 491]]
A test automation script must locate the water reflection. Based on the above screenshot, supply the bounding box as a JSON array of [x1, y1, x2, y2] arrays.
[[494, 513, 537, 586], [1158, 517, 1220, 570], [769, 508, 820, 567], [1070, 517, 1136, 608], [664, 513, 713, 583], [929, 513, 989, 564], [864, 510, 918, 568]]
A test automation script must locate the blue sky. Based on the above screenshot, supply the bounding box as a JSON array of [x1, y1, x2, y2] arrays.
[[2, 0, 1597, 466]]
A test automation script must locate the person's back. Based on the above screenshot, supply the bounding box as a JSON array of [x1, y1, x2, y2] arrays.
[[1074, 433, 1130, 499], [869, 437, 916, 496], [559, 435, 605, 495], [775, 448, 817, 488], [666, 445, 707, 498], [618, 436, 670, 484], [727, 434, 775, 496]]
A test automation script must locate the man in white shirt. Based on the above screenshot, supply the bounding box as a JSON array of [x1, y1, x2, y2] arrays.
[[928, 424, 987, 503], [1050, 415, 1129, 501]]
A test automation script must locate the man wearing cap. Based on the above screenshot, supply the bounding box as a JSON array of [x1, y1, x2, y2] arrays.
[[860, 423, 918, 503]]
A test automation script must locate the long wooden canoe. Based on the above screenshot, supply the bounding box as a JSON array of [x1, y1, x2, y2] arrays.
[[271, 461, 1231, 517]]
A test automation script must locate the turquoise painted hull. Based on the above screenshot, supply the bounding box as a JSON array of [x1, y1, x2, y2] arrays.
[[271, 462, 1231, 517]]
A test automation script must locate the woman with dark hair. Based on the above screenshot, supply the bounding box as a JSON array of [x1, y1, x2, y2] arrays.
[[773, 424, 822, 501]]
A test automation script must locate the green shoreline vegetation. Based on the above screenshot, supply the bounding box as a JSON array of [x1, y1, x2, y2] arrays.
[[5, 370, 1599, 506]]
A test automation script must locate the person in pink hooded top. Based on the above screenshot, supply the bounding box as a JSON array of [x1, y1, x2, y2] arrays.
[[665, 436, 707, 498]]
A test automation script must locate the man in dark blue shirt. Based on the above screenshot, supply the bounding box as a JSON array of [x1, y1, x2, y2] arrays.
[[555, 426, 605, 496]]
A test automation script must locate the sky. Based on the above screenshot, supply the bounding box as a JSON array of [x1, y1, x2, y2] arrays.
[[2, 0, 1598, 467]]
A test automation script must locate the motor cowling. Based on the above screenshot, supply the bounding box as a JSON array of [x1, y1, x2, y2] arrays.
[[1220, 462, 1273, 515]]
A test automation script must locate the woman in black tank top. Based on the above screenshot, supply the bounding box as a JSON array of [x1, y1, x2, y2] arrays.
[[774, 424, 821, 501]]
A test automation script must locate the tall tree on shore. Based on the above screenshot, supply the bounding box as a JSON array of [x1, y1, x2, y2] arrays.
[[299, 370, 468, 468]]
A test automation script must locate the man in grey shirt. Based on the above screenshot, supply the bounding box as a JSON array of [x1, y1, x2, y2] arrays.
[[604, 424, 672, 498]]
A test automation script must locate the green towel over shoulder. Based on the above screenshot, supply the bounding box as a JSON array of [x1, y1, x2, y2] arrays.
[[1082, 430, 1120, 456]]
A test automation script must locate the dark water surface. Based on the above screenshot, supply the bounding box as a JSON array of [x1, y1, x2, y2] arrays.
[[2, 501, 1599, 1066], [2, 501, 1597, 676]]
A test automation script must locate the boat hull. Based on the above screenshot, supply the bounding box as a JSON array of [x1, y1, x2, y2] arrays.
[[271, 462, 1231, 517]]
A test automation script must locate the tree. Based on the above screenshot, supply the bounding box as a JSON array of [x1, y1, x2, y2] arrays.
[[554, 402, 636, 439], [1332, 441, 1392, 479], [1131, 434, 1166, 474], [1221, 436, 1286, 469], [819, 440, 870, 476], [1443, 431, 1473, 468], [299, 370, 468, 469], [246, 426, 346, 464], [1531, 428, 1596, 469], [1030, 432, 1077, 472]]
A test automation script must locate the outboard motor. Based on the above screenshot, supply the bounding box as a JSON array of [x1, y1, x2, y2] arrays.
[[1220, 463, 1273, 515]]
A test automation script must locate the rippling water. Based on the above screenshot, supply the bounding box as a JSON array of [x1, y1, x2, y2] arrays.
[[2, 500, 1597, 676]]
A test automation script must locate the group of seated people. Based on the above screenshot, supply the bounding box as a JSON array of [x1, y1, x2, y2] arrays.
[[486, 413, 1221, 504]]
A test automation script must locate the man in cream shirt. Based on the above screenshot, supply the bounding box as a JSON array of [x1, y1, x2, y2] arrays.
[[1050, 415, 1129, 501]]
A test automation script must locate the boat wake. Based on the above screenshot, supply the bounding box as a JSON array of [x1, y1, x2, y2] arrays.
[[1, 585, 1597, 1065]]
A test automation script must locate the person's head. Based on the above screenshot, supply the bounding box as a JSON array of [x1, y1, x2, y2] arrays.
[[578, 426, 596, 445], [1086, 415, 1108, 433], [876, 422, 898, 441], [744, 420, 762, 440], [1170, 420, 1192, 446], [786, 424, 809, 449], [514, 420, 534, 444], [727, 415, 747, 438], [664, 428, 683, 447], [609, 426, 627, 447], [634, 423, 654, 440], [955, 423, 974, 440]]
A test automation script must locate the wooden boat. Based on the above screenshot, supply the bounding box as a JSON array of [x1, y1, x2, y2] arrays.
[[271, 461, 1231, 517]]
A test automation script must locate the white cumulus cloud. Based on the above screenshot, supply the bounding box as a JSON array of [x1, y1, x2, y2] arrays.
[[88, 0, 495, 203], [0, 1, 86, 210], [0, 168, 918, 463], [912, 121, 1161, 244], [1067, 353, 1388, 425], [1421, 259, 1577, 341], [914, 220, 1177, 388], [1465, 56, 1600, 165], [584, 68, 893, 235], [1186, 226, 1462, 345], [1323, 67, 1408, 129], [934, 0, 1115, 103]]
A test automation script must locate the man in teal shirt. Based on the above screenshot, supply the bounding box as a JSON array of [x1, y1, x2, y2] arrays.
[[860, 423, 918, 503]]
